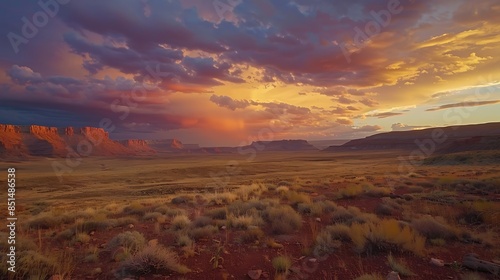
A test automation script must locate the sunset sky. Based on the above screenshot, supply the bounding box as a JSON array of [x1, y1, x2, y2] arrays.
[[0, 0, 499, 146]]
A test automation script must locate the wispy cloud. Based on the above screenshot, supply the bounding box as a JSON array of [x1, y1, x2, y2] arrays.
[[426, 100, 500, 111]]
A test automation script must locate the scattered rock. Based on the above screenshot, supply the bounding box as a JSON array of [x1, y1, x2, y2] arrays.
[[89, 231, 95, 236], [309, 258, 317, 263], [463, 253, 500, 275], [148, 239, 158, 247], [262, 272, 269, 278], [430, 258, 445, 267], [315, 217, 321, 222], [386, 271, 401, 280], [221, 225, 227, 230], [128, 224, 134, 229], [91, 267, 102, 276], [248, 269, 262, 279]]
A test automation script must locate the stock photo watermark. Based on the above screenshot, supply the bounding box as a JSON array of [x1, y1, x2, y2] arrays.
[[385, 75, 499, 187], [339, 0, 403, 63], [7, 0, 70, 54]]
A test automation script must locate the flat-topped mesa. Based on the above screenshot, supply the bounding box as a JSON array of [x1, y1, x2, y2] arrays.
[[60, 127, 74, 136], [26, 125, 59, 136], [119, 139, 149, 147], [146, 139, 184, 150], [0, 124, 21, 133], [249, 139, 318, 151], [78, 127, 109, 139]]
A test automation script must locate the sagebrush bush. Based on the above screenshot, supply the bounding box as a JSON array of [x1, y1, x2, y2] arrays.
[[16, 250, 73, 280], [171, 214, 191, 230], [238, 227, 265, 244], [123, 202, 146, 216], [266, 205, 302, 234], [205, 207, 227, 220], [285, 191, 311, 206], [207, 192, 237, 205], [411, 215, 457, 240], [297, 202, 324, 216], [228, 213, 263, 230], [272, 255, 291, 274], [189, 225, 218, 240], [107, 231, 146, 253], [349, 219, 426, 256], [176, 234, 193, 247], [143, 212, 163, 221], [26, 213, 59, 229], [191, 216, 212, 228], [118, 245, 190, 276]]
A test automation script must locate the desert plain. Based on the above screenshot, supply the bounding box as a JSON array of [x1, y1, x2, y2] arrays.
[[0, 150, 499, 280]]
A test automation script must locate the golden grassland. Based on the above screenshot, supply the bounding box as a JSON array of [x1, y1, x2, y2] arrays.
[[0, 150, 499, 279]]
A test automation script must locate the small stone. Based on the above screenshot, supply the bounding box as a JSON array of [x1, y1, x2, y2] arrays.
[[386, 271, 401, 280], [89, 231, 95, 236], [309, 258, 317, 263], [218, 265, 223, 269], [248, 269, 262, 279], [262, 272, 269, 278], [91, 267, 102, 276], [128, 223, 134, 229], [148, 239, 158, 247], [221, 225, 227, 230], [315, 217, 321, 222], [430, 258, 445, 267]]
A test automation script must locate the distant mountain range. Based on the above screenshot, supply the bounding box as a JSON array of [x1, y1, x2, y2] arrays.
[[325, 122, 500, 154], [0, 124, 318, 158], [1, 122, 499, 158]]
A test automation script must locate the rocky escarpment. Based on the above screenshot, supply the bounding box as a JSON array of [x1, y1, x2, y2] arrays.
[[0, 125, 155, 158]]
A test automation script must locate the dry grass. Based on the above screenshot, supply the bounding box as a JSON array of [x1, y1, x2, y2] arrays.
[[387, 253, 416, 276], [171, 214, 191, 230], [265, 205, 303, 234], [107, 231, 146, 253], [350, 219, 426, 256], [272, 255, 292, 274], [118, 245, 190, 276], [411, 215, 458, 240]]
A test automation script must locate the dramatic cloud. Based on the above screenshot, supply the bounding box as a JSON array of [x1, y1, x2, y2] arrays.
[[209, 95, 251, 111], [0, 0, 499, 145]]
